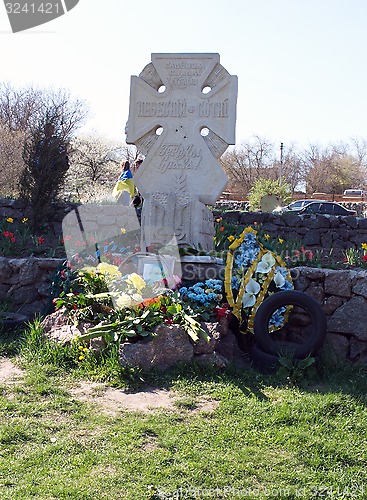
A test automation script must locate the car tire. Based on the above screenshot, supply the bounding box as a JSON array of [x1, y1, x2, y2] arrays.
[[253, 290, 327, 358]]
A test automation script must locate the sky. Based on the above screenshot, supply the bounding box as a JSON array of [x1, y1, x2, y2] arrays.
[[1, 0, 367, 152]]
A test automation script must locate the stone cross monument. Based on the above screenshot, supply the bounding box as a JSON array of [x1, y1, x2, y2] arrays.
[[126, 53, 238, 251]]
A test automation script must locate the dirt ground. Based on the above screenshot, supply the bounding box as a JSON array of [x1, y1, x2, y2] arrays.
[[0, 358, 218, 415]]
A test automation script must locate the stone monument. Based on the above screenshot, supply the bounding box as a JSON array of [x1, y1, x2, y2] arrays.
[[126, 53, 238, 251]]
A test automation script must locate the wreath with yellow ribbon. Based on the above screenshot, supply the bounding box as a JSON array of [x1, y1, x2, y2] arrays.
[[224, 227, 293, 334]]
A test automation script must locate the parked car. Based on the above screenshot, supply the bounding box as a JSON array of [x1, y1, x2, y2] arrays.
[[298, 201, 357, 216], [272, 199, 326, 214], [343, 189, 367, 197]]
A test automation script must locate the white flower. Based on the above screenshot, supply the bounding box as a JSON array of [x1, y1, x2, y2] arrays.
[[256, 252, 276, 274], [273, 271, 286, 288], [242, 278, 261, 308], [115, 293, 133, 309]]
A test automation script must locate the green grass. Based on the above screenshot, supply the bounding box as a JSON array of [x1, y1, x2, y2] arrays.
[[0, 323, 367, 499]]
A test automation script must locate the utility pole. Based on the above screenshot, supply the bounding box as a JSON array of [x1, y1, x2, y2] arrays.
[[280, 142, 284, 181]]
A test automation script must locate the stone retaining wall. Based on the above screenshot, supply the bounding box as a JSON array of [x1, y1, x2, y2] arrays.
[[1, 256, 367, 365], [294, 267, 367, 364], [0, 257, 63, 316], [214, 210, 367, 252]]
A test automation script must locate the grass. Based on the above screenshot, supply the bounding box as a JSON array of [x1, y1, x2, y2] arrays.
[[0, 323, 367, 499]]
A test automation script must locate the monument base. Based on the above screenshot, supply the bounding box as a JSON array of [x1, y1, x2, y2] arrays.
[[180, 256, 225, 283], [140, 192, 215, 252]]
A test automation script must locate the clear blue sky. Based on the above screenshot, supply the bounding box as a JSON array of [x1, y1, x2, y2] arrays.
[[1, 0, 367, 149]]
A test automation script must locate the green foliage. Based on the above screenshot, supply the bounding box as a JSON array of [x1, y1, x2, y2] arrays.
[[248, 178, 292, 211], [276, 354, 317, 386]]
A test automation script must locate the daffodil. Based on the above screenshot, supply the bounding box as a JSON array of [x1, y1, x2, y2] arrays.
[[256, 252, 276, 274], [242, 278, 261, 308], [278, 238, 284, 244], [362, 243, 367, 251], [120, 228, 127, 234], [21, 217, 28, 223], [264, 233, 270, 240], [6, 217, 13, 223], [227, 235, 235, 242]]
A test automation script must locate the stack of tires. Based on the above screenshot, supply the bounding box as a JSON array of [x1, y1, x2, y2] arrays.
[[249, 291, 327, 373]]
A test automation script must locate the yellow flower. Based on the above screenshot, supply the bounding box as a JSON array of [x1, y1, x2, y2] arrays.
[[125, 272, 146, 292], [83, 347, 89, 353], [120, 228, 127, 234], [264, 234, 270, 240], [362, 243, 367, 251], [78, 345, 84, 350], [78, 355, 85, 361], [227, 235, 235, 242], [97, 262, 121, 278], [21, 217, 28, 223], [278, 238, 284, 244], [6, 217, 13, 223]]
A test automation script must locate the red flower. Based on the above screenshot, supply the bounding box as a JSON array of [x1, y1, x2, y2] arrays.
[[3, 231, 9, 237], [164, 318, 173, 325], [362, 255, 367, 262], [73, 305, 78, 310], [219, 226, 225, 232], [38, 237, 45, 245], [8, 232, 14, 238], [215, 307, 229, 319], [10, 237, 16, 243]]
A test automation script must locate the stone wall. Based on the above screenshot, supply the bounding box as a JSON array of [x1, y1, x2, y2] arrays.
[[294, 267, 367, 364], [1, 255, 367, 365], [214, 210, 367, 252], [0, 257, 64, 316]]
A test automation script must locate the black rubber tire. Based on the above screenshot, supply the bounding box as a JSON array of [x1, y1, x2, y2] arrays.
[[253, 290, 327, 358], [249, 342, 281, 373], [0, 312, 28, 332]]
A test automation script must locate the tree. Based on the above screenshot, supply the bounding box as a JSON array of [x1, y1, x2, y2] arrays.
[[64, 135, 137, 203], [248, 178, 292, 211], [220, 136, 275, 196], [0, 83, 88, 139], [303, 143, 367, 194], [0, 83, 89, 200], [20, 121, 70, 229], [0, 125, 25, 197]]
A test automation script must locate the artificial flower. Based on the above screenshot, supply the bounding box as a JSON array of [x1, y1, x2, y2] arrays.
[[242, 278, 261, 308], [227, 235, 235, 242], [273, 271, 286, 288], [256, 252, 276, 274]]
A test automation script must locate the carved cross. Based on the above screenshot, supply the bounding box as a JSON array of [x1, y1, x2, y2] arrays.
[[126, 53, 238, 205]]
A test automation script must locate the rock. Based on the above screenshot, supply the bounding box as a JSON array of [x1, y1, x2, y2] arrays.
[[282, 212, 303, 227], [352, 276, 367, 299], [193, 323, 220, 355], [327, 296, 367, 340], [305, 284, 325, 304], [314, 215, 331, 228], [195, 352, 228, 368], [303, 229, 321, 246], [323, 333, 349, 363], [349, 338, 367, 363], [324, 271, 352, 297], [119, 325, 194, 371], [322, 296, 344, 315], [0, 258, 12, 281], [344, 216, 358, 229]]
